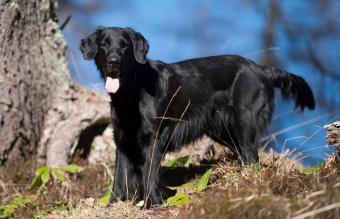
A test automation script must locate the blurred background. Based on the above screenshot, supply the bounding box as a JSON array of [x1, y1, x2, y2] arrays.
[[58, 0, 340, 166]]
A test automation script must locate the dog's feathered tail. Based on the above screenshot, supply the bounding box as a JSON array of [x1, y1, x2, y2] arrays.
[[263, 67, 315, 111]]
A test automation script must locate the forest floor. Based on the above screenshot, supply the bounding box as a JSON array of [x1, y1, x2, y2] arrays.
[[1, 148, 339, 219]]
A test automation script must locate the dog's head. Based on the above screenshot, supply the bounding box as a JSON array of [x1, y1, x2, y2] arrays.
[[80, 27, 149, 93]]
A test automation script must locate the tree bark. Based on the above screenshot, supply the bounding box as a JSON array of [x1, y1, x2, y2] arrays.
[[325, 122, 340, 149], [0, 0, 110, 166], [261, 0, 280, 66]]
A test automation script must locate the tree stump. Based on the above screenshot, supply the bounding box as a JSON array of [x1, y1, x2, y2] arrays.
[[325, 121, 340, 150]]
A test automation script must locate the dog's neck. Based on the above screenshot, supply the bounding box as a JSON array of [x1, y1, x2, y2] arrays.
[[109, 61, 165, 128], [110, 61, 158, 98]]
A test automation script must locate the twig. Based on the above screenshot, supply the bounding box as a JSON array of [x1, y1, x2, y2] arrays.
[[60, 15, 72, 30], [296, 126, 323, 152], [281, 136, 308, 154], [146, 99, 191, 204], [272, 110, 294, 120], [297, 150, 333, 161], [243, 46, 279, 57], [125, 167, 129, 200], [0, 179, 6, 193], [154, 116, 189, 123], [225, 127, 244, 165], [100, 163, 114, 181], [262, 112, 340, 142], [295, 144, 330, 158], [145, 86, 181, 205], [28, 202, 68, 208], [291, 202, 340, 219]]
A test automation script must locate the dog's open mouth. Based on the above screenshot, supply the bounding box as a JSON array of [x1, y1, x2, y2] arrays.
[[105, 75, 120, 94]]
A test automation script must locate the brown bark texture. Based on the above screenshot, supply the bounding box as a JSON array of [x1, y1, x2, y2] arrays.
[[0, 0, 110, 166], [325, 121, 340, 149]]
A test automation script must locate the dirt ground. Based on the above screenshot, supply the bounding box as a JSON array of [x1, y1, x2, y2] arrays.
[[1, 146, 339, 219]]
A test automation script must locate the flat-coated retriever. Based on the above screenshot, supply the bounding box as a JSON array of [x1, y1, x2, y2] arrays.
[[80, 27, 315, 206]]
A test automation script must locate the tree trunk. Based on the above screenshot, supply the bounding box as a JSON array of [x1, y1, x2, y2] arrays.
[[0, 0, 111, 166], [261, 0, 280, 66], [325, 122, 340, 149]]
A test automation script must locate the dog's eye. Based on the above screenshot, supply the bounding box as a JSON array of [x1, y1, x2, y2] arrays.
[[119, 41, 127, 48], [103, 38, 111, 47]]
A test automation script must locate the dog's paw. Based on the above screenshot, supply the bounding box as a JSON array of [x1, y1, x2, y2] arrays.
[[109, 191, 125, 203]]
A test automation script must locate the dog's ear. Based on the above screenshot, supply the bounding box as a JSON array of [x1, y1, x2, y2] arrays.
[[79, 31, 99, 60], [125, 28, 149, 64]]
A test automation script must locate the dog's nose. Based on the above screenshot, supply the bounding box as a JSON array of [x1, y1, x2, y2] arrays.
[[108, 57, 119, 65]]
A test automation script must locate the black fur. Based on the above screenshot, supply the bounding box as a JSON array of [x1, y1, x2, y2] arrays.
[[80, 27, 315, 206]]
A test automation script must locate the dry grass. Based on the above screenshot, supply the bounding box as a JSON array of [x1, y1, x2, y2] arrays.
[[45, 200, 149, 219], [0, 163, 111, 218], [44, 199, 182, 219], [182, 153, 340, 219], [1, 149, 339, 219], [42, 150, 340, 219]]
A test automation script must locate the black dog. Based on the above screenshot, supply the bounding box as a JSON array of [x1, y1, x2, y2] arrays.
[[80, 27, 315, 206]]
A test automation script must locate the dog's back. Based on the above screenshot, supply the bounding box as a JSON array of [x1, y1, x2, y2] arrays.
[[151, 54, 314, 156]]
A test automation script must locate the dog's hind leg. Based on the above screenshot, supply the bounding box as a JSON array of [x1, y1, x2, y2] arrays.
[[231, 110, 260, 164], [206, 91, 243, 158], [217, 75, 268, 164], [233, 98, 274, 164]]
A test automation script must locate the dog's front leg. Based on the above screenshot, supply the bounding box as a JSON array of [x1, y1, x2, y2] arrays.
[[110, 132, 143, 203], [141, 136, 165, 206]]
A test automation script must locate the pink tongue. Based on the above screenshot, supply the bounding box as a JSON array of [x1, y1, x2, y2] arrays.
[[105, 77, 120, 93]]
